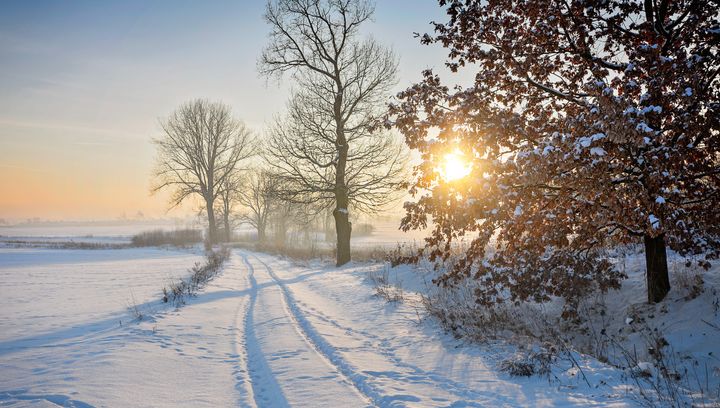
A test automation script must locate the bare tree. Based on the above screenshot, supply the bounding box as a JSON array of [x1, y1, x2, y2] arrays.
[[152, 99, 255, 244], [269, 196, 320, 248], [216, 172, 244, 242], [237, 170, 275, 242], [260, 0, 406, 265]]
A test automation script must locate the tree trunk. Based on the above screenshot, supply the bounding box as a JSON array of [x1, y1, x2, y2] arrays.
[[324, 211, 335, 243], [644, 234, 670, 303], [258, 222, 266, 243], [334, 190, 352, 266], [275, 219, 286, 247], [223, 214, 231, 243], [332, 70, 352, 266], [205, 197, 217, 245]]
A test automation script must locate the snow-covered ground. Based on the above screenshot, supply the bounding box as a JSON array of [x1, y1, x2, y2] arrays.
[[0, 245, 642, 407], [387, 248, 720, 406]]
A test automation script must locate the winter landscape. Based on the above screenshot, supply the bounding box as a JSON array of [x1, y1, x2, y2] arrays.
[[1, 1, 719, 407]]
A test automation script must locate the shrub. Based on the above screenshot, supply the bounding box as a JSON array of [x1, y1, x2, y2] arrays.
[[499, 347, 555, 377], [131, 229, 202, 247], [231, 240, 395, 263], [3, 240, 129, 250], [671, 265, 704, 301], [162, 246, 231, 306], [368, 263, 404, 302]]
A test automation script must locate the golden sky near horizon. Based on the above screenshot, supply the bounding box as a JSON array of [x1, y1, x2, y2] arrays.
[[0, 1, 459, 221]]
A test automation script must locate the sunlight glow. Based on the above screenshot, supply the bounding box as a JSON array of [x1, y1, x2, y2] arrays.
[[440, 150, 471, 182]]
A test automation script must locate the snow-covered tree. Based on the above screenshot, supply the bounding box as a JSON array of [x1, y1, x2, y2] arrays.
[[390, 0, 719, 312]]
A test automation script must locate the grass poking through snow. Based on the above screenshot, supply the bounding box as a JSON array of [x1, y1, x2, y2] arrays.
[[162, 246, 231, 306]]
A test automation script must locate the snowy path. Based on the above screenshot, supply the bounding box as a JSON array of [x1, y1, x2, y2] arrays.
[[0, 248, 637, 407], [234, 250, 633, 407], [244, 253, 499, 407], [237, 252, 368, 407]]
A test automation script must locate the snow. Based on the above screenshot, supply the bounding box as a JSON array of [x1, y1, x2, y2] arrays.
[[394, 246, 720, 406], [576, 133, 605, 149], [649, 214, 661, 229], [640, 105, 662, 115], [0, 247, 203, 343], [636, 122, 654, 133], [634, 362, 654, 377], [0, 245, 643, 407], [514, 205, 523, 217], [596, 250, 720, 400]]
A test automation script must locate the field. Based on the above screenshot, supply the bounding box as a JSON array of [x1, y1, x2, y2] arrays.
[[0, 234, 646, 407]]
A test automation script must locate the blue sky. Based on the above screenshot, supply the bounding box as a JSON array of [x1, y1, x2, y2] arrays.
[[0, 1, 460, 220]]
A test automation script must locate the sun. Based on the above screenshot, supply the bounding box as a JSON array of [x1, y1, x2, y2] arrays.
[[440, 150, 471, 181]]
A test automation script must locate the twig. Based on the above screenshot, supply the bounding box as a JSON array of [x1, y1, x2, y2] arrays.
[[701, 319, 720, 331]]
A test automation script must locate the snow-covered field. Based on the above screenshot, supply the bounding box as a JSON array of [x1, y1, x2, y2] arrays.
[[0, 222, 198, 245], [0, 243, 643, 407], [0, 247, 204, 406]]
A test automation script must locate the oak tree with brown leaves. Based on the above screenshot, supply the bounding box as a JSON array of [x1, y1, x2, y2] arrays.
[[390, 0, 719, 313]]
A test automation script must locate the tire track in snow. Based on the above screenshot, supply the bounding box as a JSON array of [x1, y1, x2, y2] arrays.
[[252, 253, 505, 407], [228, 259, 255, 407], [292, 298, 500, 404], [243, 251, 381, 407], [238, 253, 290, 408]]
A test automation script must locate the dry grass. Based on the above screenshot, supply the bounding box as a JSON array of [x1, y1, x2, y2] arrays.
[[368, 263, 404, 302], [671, 265, 705, 301], [131, 229, 203, 248], [230, 240, 402, 263], [1, 240, 130, 250]]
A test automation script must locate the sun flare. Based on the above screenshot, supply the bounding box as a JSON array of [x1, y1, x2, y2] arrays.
[[440, 150, 471, 181]]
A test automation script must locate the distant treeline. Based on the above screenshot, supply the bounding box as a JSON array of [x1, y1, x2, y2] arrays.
[[130, 229, 202, 247]]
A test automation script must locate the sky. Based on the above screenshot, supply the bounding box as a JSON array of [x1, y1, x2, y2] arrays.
[[0, 0, 458, 222]]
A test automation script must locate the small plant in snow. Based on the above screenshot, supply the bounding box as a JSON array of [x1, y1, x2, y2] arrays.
[[499, 346, 556, 378], [127, 292, 144, 321], [671, 264, 705, 301], [369, 263, 404, 302]]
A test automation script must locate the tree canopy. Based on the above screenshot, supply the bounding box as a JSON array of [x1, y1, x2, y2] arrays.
[[390, 0, 720, 313]]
